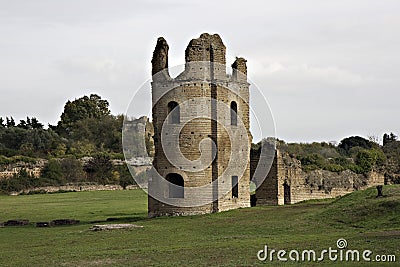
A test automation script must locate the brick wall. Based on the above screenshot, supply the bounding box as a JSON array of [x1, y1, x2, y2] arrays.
[[149, 33, 251, 217], [253, 146, 385, 205]]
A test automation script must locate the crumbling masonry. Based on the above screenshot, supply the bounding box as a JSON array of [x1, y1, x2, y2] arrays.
[[148, 33, 385, 217], [149, 33, 251, 217]]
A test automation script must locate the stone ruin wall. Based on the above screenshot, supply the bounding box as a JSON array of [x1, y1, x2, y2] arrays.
[[252, 147, 385, 205], [123, 116, 154, 158], [0, 160, 46, 179], [251, 148, 282, 205], [149, 33, 251, 217]]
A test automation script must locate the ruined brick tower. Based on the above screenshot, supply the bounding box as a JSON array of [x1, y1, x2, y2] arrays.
[[148, 33, 251, 217]]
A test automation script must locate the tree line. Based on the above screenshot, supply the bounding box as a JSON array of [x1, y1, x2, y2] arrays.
[[0, 94, 139, 193], [1, 93, 399, 193], [0, 94, 123, 158]]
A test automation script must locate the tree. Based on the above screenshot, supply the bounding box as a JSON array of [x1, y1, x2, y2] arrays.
[[338, 136, 373, 155], [382, 136, 400, 184], [60, 156, 85, 183], [69, 141, 96, 157], [69, 115, 123, 153], [115, 163, 135, 189], [383, 132, 397, 146], [19, 143, 34, 157], [53, 143, 67, 157], [27, 117, 43, 129], [368, 134, 380, 145], [6, 117, 15, 127], [41, 159, 64, 185], [355, 148, 386, 173], [57, 94, 110, 136], [0, 127, 27, 151], [84, 154, 113, 184], [24, 128, 64, 156], [17, 119, 28, 129]]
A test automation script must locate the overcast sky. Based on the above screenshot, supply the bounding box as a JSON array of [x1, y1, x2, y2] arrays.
[[0, 0, 399, 143]]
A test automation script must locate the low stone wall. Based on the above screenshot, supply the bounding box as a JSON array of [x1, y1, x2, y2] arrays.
[[0, 157, 152, 180], [12, 184, 139, 195], [289, 169, 384, 204], [290, 186, 354, 204]]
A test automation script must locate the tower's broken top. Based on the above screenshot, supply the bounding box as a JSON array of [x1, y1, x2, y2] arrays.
[[185, 33, 226, 64], [151, 33, 247, 83]]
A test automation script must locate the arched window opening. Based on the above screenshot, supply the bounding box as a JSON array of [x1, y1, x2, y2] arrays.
[[232, 175, 238, 198], [166, 173, 184, 198], [168, 101, 180, 124], [283, 182, 291, 204], [230, 101, 237, 126]]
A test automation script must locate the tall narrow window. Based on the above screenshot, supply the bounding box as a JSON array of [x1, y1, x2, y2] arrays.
[[166, 173, 184, 198], [232, 175, 238, 198], [230, 101, 237, 126], [168, 101, 180, 124], [284, 182, 291, 204]]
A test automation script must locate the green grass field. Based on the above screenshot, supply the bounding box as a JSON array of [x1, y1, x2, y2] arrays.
[[0, 186, 399, 266]]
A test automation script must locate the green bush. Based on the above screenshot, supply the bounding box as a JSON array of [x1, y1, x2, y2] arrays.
[[0, 169, 39, 193], [115, 164, 136, 189], [84, 153, 113, 184], [0, 155, 11, 165], [346, 164, 365, 174], [324, 164, 345, 173], [0, 155, 37, 165], [41, 159, 64, 185], [338, 136, 374, 155], [60, 156, 85, 183], [355, 148, 386, 173], [300, 153, 326, 170]]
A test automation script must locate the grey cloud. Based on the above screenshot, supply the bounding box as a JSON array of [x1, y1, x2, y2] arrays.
[[0, 0, 399, 143]]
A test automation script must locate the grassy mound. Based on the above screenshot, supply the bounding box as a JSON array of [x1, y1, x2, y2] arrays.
[[318, 185, 400, 230]]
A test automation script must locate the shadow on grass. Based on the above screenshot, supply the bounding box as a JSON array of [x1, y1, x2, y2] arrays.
[[89, 215, 148, 224], [1, 216, 148, 228]]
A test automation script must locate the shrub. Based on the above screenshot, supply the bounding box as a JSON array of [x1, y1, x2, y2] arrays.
[[41, 159, 64, 185], [324, 164, 345, 173], [300, 153, 326, 170], [355, 148, 386, 173], [84, 153, 113, 184]]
